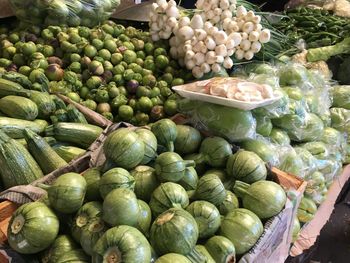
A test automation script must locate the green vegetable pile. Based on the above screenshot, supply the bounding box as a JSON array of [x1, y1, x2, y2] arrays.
[[0, 85, 104, 191], [9, 0, 121, 28], [222, 62, 350, 230], [0, 21, 187, 125], [7, 119, 288, 262], [276, 7, 350, 49]]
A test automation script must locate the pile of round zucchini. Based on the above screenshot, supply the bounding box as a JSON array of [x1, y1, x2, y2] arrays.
[[7, 119, 287, 262]]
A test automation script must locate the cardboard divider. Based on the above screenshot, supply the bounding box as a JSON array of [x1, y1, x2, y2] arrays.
[[290, 165, 350, 257]]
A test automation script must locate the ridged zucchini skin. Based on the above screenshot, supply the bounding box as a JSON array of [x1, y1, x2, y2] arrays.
[[0, 130, 43, 188], [53, 145, 86, 162], [51, 95, 67, 110], [1, 72, 32, 89], [0, 95, 38, 120], [29, 91, 56, 119], [0, 78, 32, 98], [45, 122, 103, 149], [0, 117, 46, 138], [67, 104, 88, 124], [24, 129, 67, 174]]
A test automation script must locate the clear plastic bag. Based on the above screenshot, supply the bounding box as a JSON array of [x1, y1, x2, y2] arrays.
[[9, 0, 120, 27], [273, 112, 324, 142], [330, 107, 350, 138], [277, 146, 309, 178], [331, 85, 350, 109], [254, 114, 273, 137], [177, 98, 256, 143], [293, 147, 319, 178], [239, 135, 280, 166]]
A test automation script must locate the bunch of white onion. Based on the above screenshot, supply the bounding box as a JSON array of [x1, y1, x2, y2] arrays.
[[195, 0, 237, 27], [169, 14, 242, 78], [149, 0, 181, 41], [222, 5, 271, 60]]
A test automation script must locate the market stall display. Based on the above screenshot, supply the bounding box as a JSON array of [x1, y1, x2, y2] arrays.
[[0, 0, 350, 262]]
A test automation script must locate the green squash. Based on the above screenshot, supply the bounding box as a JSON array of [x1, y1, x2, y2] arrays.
[[217, 190, 239, 216], [103, 188, 140, 227], [155, 152, 195, 182], [71, 201, 102, 243], [239, 139, 278, 165], [269, 128, 291, 146], [226, 150, 267, 183], [192, 245, 215, 263], [150, 208, 198, 255], [233, 180, 286, 219], [184, 153, 208, 176], [186, 201, 221, 239], [204, 169, 234, 190], [130, 165, 159, 202], [292, 217, 301, 243], [135, 127, 158, 164], [41, 235, 78, 263], [297, 196, 317, 223], [56, 249, 89, 263], [93, 225, 152, 263], [82, 167, 102, 201], [174, 124, 202, 155], [43, 172, 87, 214], [199, 137, 232, 168], [151, 118, 177, 152], [149, 182, 189, 217], [205, 235, 236, 263], [155, 253, 191, 263], [103, 128, 145, 169], [178, 167, 198, 191], [99, 167, 135, 198], [220, 208, 263, 255], [80, 217, 107, 256], [255, 115, 273, 136], [195, 173, 226, 206], [8, 202, 59, 254], [137, 200, 152, 237]]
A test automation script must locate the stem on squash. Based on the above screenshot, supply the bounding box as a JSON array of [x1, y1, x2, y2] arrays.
[[184, 160, 195, 168], [232, 180, 250, 199], [167, 141, 174, 152], [36, 183, 51, 190], [11, 214, 25, 234], [104, 247, 122, 263]]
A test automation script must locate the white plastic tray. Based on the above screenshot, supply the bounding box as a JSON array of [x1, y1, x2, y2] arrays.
[[173, 85, 282, 111]]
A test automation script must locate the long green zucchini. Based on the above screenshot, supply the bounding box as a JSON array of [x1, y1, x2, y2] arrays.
[[0, 78, 31, 98], [52, 145, 86, 162], [0, 117, 46, 138], [45, 122, 103, 149], [15, 136, 56, 148], [67, 104, 88, 124], [24, 129, 67, 174], [0, 129, 43, 188], [0, 95, 38, 120], [29, 91, 56, 119]]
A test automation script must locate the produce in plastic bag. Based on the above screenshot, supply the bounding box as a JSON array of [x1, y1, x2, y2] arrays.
[[252, 89, 290, 119], [254, 114, 273, 137], [297, 196, 317, 223], [304, 171, 327, 206], [330, 107, 350, 136], [273, 112, 324, 142], [277, 146, 307, 178], [293, 147, 319, 178], [177, 99, 256, 142], [331, 85, 350, 109], [321, 127, 347, 156], [269, 128, 291, 146], [301, 141, 330, 160], [279, 63, 310, 86], [9, 0, 120, 27], [239, 136, 279, 166]]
